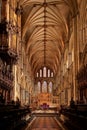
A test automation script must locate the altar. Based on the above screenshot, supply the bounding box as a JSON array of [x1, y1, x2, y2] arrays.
[[37, 92, 52, 105], [31, 92, 59, 110]]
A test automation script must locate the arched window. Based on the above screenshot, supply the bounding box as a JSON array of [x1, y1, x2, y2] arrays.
[[49, 82, 53, 93], [51, 72, 53, 77], [37, 67, 54, 78], [48, 69, 50, 77], [37, 72, 39, 77], [43, 67, 46, 77], [37, 81, 41, 93], [42, 81, 47, 93], [40, 69, 42, 77]]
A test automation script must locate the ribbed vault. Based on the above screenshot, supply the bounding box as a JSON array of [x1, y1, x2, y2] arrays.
[[18, 0, 78, 78]]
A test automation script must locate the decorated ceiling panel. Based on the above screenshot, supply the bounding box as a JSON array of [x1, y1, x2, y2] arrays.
[[18, 0, 78, 78]]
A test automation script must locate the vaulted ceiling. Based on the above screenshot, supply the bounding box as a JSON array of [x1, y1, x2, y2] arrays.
[[18, 0, 78, 78]]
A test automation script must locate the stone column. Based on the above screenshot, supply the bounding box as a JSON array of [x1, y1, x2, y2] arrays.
[[42, 68, 43, 78], [47, 82, 49, 93], [46, 68, 48, 77], [40, 81, 42, 93], [73, 15, 78, 101]]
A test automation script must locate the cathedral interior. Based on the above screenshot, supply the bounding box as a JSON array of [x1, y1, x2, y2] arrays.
[[0, 0, 87, 130]]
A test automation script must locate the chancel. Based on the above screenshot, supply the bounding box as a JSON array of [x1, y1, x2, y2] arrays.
[[0, 0, 87, 130]]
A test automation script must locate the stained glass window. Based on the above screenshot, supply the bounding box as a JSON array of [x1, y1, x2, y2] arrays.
[[42, 81, 47, 93], [49, 82, 52, 93]]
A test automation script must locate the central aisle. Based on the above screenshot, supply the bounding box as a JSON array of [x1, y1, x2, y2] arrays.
[[26, 116, 63, 130]]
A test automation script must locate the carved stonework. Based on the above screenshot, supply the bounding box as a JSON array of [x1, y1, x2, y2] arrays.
[[0, 61, 14, 90], [7, 21, 21, 35], [37, 92, 52, 106]]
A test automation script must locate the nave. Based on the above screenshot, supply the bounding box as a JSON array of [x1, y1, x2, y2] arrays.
[[26, 116, 62, 130], [0, 0, 87, 130]]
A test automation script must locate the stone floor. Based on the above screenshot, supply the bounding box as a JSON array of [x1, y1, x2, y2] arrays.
[[24, 116, 67, 130], [14, 110, 68, 130]]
